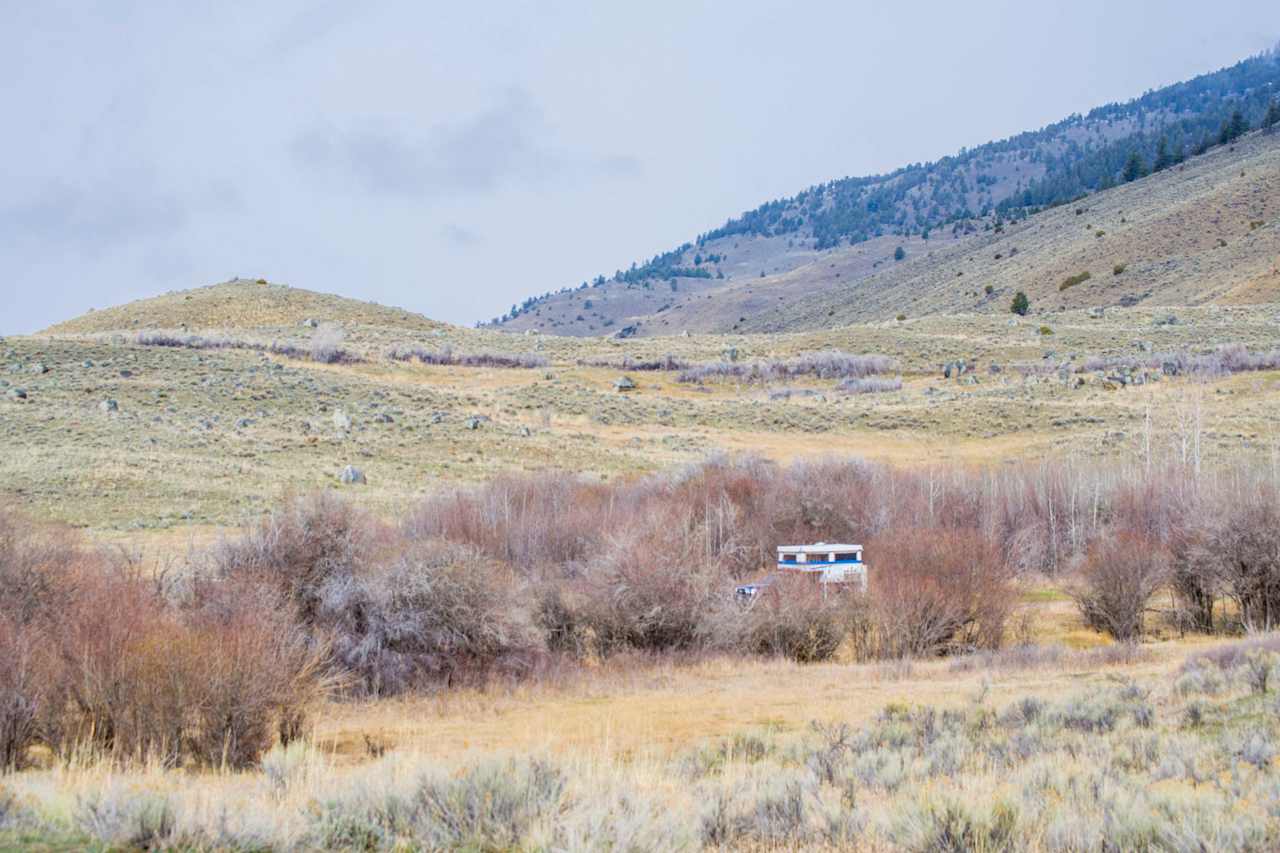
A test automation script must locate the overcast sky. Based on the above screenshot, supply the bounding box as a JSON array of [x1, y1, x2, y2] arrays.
[[2, 1, 1275, 334]]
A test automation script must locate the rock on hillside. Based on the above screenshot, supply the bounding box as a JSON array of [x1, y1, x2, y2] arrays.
[[43, 279, 447, 335]]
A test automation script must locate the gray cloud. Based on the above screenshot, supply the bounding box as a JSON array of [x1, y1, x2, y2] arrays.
[[292, 89, 625, 200], [0, 179, 188, 255], [439, 223, 483, 247]]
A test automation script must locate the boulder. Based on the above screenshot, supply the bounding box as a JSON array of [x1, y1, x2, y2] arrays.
[[29, 363, 47, 375], [332, 410, 352, 430], [339, 465, 366, 485], [7, 387, 27, 401], [99, 399, 118, 414], [614, 375, 637, 392]]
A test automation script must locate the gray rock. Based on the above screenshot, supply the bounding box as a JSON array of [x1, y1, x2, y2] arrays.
[[82, 360, 95, 368], [1155, 314, 1179, 327], [99, 399, 119, 414], [722, 347, 739, 363], [119, 369, 133, 378], [1087, 306, 1105, 319], [339, 465, 366, 485], [332, 410, 352, 430], [7, 387, 27, 401], [614, 375, 637, 392], [374, 413, 394, 424], [29, 363, 47, 374], [301, 318, 319, 328], [465, 416, 483, 430], [235, 418, 253, 429]]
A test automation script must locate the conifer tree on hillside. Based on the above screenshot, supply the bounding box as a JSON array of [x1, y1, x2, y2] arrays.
[[1011, 291, 1029, 316], [1153, 137, 1172, 172], [1122, 151, 1146, 183], [1266, 99, 1280, 132], [1220, 109, 1248, 145]]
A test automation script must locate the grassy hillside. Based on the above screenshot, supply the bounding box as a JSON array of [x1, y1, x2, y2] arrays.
[[43, 278, 446, 335], [4, 295, 1280, 536], [491, 50, 1280, 337], [743, 128, 1280, 331]]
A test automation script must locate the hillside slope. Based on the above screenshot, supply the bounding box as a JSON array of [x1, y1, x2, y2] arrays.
[[492, 50, 1280, 337], [44, 278, 446, 335], [743, 128, 1280, 331]]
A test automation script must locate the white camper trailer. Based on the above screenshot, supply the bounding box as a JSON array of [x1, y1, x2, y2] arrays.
[[735, 542, 867, 601]]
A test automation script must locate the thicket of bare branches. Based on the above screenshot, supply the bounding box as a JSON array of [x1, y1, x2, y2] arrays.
[[1071, 534, 1170, 641], [386, 345, 548, 369], [6, 453, 1280, 772], [0, 512, 326, 772], [677, 351, 896, 384]]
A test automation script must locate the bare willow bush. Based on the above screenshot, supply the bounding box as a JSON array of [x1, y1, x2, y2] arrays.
[[210, 492, 382, 625], [315, 541, 543, 694], [1071, 534, 1169, 642], [0, 508, 328, 770], [866, 529, 1013, 658], [571, 507, 726, 655], [716, 577, 855, 662], [1207, 490, 1280, 631]]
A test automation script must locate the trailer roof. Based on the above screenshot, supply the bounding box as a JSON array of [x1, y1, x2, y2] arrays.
[[777, 543, 862, 553]]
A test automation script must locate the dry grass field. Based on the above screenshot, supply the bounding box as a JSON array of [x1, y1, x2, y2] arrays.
[[5, 632, 1280, 850]]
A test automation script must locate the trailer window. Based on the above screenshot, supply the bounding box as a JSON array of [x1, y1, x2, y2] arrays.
[[834, 552, 858, 562], [780, 553, 798, 563]]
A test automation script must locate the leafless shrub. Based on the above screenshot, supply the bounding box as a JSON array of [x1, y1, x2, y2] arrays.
[[1079, 344, 1280, 378], [715, 577, 856, 662], [387, 345, 548, 369], [571, 508, 725, 655], [1071, 533, 1169, 641], [1182, 635, 1280, 674], [577, 354, 689, 371], [838, 376, 903, 395], [134, 329, 361, 364], [866, 529, 1013, 658], [0, 616, 43, 772], [316, 541, 543, 694], [678, 351, 895, 384], [209, 492, 379, 625], [309, 323, 346, 364], [1205, 490, 1280, 632]]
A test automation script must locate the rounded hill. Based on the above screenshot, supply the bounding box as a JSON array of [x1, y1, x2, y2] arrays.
[[43, 278, 446, 334]]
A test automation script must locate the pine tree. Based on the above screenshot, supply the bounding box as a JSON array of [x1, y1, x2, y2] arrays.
[[894, 246, 906, 261], [1230, 109, 1248, 140], [1152, 137, 1172, 172], [1011, 291, 1030, 316], [1265, 99, 1280, 132], [1122, 151, 1146, 183]]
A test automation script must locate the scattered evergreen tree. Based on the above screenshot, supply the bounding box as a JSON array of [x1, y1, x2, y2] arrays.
[[1152, 137, 1172, 171], [1011, 291, 1030, 316], [1220, 109, 1248, 145], [1231, 108, 1248, 139], [894, 246, 906, 261], [1122, 151, 1146, 183], [1265, 99, 1280, 132]]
